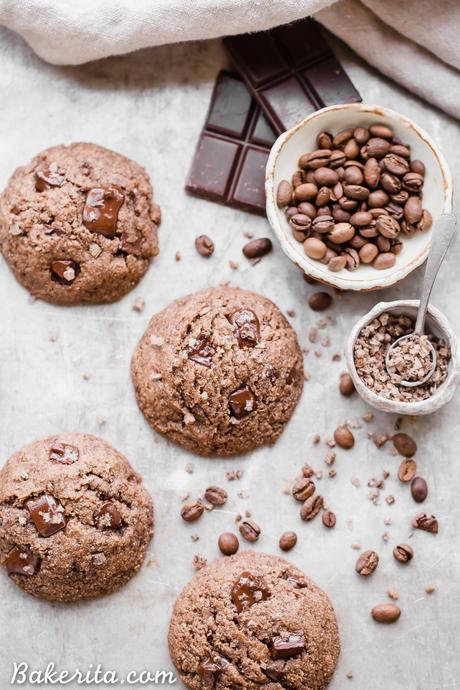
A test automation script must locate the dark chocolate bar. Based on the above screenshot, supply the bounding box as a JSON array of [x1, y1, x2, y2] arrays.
[[186, 70, 277, 215], [224, 18, 361, 135]]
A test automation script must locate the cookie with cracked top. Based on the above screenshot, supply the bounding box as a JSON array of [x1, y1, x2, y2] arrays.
[[0, 142, 160, 304], [0, 432, 153, 602], [168, 551, 340, 690], [131, 286, 304, 457]]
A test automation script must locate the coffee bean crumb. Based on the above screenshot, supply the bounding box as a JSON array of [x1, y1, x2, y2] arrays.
[[96, 415, 107, 427], [425, 585, 436, 594], [387, 587, 399, 600], [185, 462, 194, 474], [351, 477, 361, 488], [191, 533, 199, 542], [385, 495, 395, 505], [313, 434, 321, 445], [243, 231, 254, 239], [325, 451, 336, 466], [82, 372, 91, 381], [180, 492, 190, 502], [351, 542, 361, 550], [346, 672, 353, 680], [328, 469, 337, 478], [192, 554, 207, 570], [132, 297, 145, 313], [229, 260, 239, 270], [362, 413, 374, 423], [382, 531, 390, 542], [287, 308, 296, 317], [175, 251, 182, 262], [332, 353, 342, 362], [49, 332, 59, 343], [226, 469, 243, 481]]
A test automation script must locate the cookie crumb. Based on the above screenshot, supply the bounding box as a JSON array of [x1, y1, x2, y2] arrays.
[[132, 297, 145, 313], [192, 554, 207, 570]]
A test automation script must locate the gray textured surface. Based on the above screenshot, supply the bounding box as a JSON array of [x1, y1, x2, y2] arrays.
[[0, 26, 459, 690]]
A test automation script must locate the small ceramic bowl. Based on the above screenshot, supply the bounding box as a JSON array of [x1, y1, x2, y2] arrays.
[[265, 103, 453, 291], [345, 300, 459, 415]]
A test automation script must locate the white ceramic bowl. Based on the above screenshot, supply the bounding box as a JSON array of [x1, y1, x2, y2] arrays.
[[265, 103, 453, 291], [345, 300, 459, 415]]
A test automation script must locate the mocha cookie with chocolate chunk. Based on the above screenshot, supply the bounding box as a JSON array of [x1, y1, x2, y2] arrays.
[[0, 433, 154, 602], [168, 551, 340, 690], [131, 286, 304, 457], [0, 142, 160, 304]]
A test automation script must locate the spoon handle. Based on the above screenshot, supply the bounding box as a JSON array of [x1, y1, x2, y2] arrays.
[[414, 213, 457, 334]]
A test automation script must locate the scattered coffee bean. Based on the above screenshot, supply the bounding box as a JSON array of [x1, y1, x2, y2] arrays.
[[181, 501, 204, 523], [339, 372, 355, 396], [308, 291, 332, 311], [355, 550, 379, 576], [195, 234, 214, 257], [218, 532, 239, 556], [300, 494, 323, 521], [334, 425, 355, 449], [371, 603, 401, 623], [393, 543, 414, 564], [393, 432, 417, 457], [398, 458, 417, 482], [279, 531, 298, 551], [410, 476, 428, 503], [239, 518, 261, 542], [204, 486, 228, 506], [322, 510, 336, 528], [412, 513, 438, 534], [291, 477, 315, 502], [242, 238, 272, 259]]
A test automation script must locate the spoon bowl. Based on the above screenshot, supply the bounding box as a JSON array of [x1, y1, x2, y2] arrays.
[[385, 333, 437, 388]]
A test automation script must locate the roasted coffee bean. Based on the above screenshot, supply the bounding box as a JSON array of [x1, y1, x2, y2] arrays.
[[333, 128, 354, 147], [398, 458, 417, 482], [410, 476, 428, 503], [371, 603, 401, 623], [297, 203, 317, 220], [321, 249, 338, 266], [411, 159, 425, 176], [317, 205, 331, 216], [402, 172, 424, 192], [218, 532, 239, 556], [300, 494, 323, 521], [359, 243, 378, 264], [383, 153, 410, 176], [390, 238, 403, 254], [393, 432, 417, 457], [50, 259, 80, 285], [181, 501, 204, 522], [317, 131, 333, 149], [391, 189, 409, 204], [292, 171, 305, 188], [368, 190, 389, 208], [5, 546, 41, 577], [316, 186, 331, 206], [270, 632, 305, 660], [290, 214, 312, 236], [370, 207, 390, 219], [354, 126, 370, 145], [350, 234, 367, 250], [369, 124, 394, 140], [393, 543, 414, 564], [295, 182, 318, 202], [342, 247, 360, 270], [239, 518, 261, 542], [355, 549, 379, 576], [195, 235, 214, 257], [277, 180, 292, 207], [380, 172, 401, 194], [231, 571, 270, 612], [322, 510, 336, 528], [292, 477, 316, 502], [373, 252, 395, 270], [312, 215, 334, 234], [204, 486, 228, 506], [308, 291, 332, 311], [304, 237, 327, 260], [366, 137, 391, 158], [243, 238, 272, 259], [344, 166, 364, 185], [376, 215, 400, 239], [301, 149, 331, 169], [339, 372, 355, 396], [330, 182, 344, 202], [285, 206, 298, 219], [360, 225, 379, 239], [404, 196, 422, 225], [344, 138, 360, 159], [344, 184, 369, 201], [412, 513, 438, 533], [329, 150, 347, 168], [386, 201, 404, 221], [350, 211, 372, 227], [339, 195, 358, 212], [332, 207, 351, 223], [417, 209, 433, 232], [390, 144, 411, 158], [328, 255, 347, 271], [329, 222, 355, 244], [314, 167, 339, 187], [334, 425, 354, 449], [362, 157, 381, 189], [279, 531, 297, 551]]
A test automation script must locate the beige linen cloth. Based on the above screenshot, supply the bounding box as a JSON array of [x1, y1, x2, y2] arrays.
[[0, 0, 459, 119]]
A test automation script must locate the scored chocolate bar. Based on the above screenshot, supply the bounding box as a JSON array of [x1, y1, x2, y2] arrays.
[[224, 18, 361, 135], [186, 70, 277, 215]]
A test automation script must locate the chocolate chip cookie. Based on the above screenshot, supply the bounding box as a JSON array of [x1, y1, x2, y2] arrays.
[[0, 433, 154, 602], [168, 551, 340, 690], [0, 143, 161, 304], [131, 287, 304, 457]]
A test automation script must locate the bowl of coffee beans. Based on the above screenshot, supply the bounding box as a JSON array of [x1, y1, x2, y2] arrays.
[[266, 103, 453, 290], [345, 300, 459, 415]]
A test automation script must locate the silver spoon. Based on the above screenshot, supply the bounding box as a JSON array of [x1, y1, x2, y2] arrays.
[[385, 213, 457, 387]]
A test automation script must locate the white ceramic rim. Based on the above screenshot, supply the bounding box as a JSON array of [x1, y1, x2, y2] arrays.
[[265, 103, 453, 292], [345, 299, 460, 415]]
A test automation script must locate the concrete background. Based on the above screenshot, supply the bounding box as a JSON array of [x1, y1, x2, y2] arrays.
[[0, 24, 459, 690]]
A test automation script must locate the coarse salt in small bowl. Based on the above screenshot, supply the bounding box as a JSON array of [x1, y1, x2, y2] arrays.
[[345, 300, 460, 415], [265, 103, 453, 291]]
